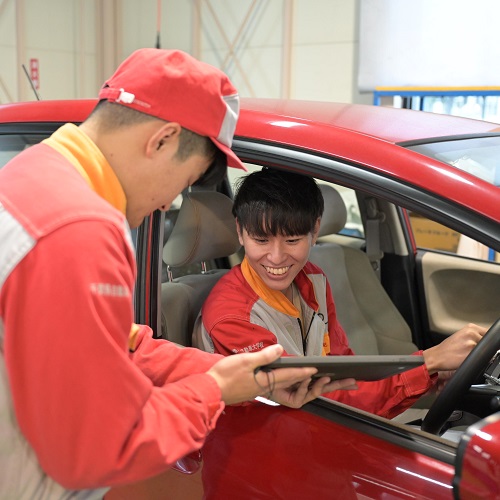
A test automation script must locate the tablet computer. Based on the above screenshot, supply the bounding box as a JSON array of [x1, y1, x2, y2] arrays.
[[259, 355, 424, 381]]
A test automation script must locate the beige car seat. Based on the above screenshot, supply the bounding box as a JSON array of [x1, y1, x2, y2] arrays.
[[161, 191, 241, 346], [310, 184, 418, 355]]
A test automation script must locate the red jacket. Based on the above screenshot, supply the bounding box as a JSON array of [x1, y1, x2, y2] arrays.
[[0, 124, 223, 496], [195, 257, 437, 419]]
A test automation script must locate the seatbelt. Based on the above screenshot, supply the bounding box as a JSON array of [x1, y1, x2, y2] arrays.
[[365, 198, 385, 279]]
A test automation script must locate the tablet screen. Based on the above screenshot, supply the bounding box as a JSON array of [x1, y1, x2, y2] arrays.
[[260, 355, 424, 381]]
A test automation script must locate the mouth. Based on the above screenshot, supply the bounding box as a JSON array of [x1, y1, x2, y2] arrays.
[[263, 265, 290, 276]]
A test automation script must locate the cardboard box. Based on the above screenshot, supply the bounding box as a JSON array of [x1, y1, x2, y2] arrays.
[[409, 213, 460, 252]]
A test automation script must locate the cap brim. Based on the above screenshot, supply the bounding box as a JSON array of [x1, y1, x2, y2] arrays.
[[212, 138, 247, 171]]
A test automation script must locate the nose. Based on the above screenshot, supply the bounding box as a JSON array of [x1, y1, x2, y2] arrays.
[[266, 239, 287, 265]]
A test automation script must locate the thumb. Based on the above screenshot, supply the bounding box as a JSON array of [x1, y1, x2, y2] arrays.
[[253, 344, 284, 366]]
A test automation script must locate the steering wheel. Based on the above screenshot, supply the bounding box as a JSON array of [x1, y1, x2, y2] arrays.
[[421, 318, 500, 435]]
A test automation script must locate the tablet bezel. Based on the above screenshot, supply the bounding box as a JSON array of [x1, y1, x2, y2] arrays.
[[260, 355, 425, 381]]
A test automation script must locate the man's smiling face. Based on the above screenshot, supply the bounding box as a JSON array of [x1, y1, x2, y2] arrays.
[[237, 224, 317, 293]]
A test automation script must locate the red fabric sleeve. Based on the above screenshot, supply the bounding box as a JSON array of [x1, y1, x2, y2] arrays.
[[209, 317, 279, 356], [130, 324, 223, 385], [2, 220, 224, 489]]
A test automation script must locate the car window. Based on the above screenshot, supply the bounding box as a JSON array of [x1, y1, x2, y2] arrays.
[[406, 136, 500, 187], [408, 210, 499, 262]]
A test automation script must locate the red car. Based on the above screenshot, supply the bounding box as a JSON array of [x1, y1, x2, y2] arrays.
[[1, 98, 500, 499]]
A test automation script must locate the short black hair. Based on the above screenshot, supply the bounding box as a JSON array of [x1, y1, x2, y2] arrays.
[[232, 168, 324, 237], [192, 148, 227, 187]]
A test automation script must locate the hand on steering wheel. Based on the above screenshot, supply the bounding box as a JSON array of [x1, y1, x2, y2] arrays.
[[421, 318, 500, 435]]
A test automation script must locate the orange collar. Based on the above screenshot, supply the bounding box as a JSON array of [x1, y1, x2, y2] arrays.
[[241, 257, 300, 317], [43, 123, 126, 214]]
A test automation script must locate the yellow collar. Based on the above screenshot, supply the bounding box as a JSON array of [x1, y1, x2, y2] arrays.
[[241, 257, 300, 317], [43, 123, 126, 214]]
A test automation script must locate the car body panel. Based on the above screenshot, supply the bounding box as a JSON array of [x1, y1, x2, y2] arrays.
[[202, 401, 456, 499], [455, 414, 500, 498]]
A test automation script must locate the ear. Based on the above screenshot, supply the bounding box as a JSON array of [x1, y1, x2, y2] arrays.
[[311, 217, 321, 245], [235, 219, 245, 246], [146, 122, 182, 158]]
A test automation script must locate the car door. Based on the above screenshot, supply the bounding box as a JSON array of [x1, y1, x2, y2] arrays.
[[143, 136, 500, 499], [409, 214, 500, 346]]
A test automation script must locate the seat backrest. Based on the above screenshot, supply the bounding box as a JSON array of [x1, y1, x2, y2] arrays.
[[310, 184, 417, 355], [161, 191, 241, 346]]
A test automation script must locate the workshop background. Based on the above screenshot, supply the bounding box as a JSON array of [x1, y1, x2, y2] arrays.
[[0, 0, 499, 122]]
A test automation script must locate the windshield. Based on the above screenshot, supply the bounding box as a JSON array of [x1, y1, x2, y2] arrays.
[[406, 135, 500, 186]]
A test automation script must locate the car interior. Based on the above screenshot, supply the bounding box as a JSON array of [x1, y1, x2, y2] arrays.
[[157, 163, 500, 443]]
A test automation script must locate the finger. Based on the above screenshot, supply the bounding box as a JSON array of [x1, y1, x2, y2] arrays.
[[305, 377, 331, 399], [287, 378, 316, 405], [256, 367, 317, 391], [271, 367, 318, 387], [316, 377, 358, 394], [251, 344, 284, 366]]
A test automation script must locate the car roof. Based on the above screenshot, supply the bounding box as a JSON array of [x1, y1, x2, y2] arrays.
[[1, 98, 497, 142], [239, 97, 500, 144]]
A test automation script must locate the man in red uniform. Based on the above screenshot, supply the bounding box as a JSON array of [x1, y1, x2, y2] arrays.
[[195, 168, 487, 418], [0, 49, 353, 499]]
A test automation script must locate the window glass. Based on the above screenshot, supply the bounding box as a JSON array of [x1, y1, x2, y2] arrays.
[[406, 136, 500, 187], [408, 211, 499, 262]]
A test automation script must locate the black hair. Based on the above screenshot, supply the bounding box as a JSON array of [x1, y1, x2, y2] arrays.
[[232, 168, 324, 237], [192, 148, 227, 187]]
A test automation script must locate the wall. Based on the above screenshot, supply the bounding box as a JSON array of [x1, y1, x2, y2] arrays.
[[359, 0, 500, 91], [0, 0, 369, 105], [0, 0, 98, 102]]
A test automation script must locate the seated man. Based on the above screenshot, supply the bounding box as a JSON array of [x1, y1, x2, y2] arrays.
[[193, 168, 486, 419]]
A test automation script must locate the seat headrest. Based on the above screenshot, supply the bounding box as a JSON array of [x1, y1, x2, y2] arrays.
[[163, 191, 241, 267], [318, 184, 347, 237]]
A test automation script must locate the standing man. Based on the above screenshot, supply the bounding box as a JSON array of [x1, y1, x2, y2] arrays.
[[0, 49, 351, 499]]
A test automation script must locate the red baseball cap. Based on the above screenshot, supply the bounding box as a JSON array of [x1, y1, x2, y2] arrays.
[[98, 48, 245, 170]]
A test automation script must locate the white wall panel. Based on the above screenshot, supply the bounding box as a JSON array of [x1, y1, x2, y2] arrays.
[[0, 0, 363, 104], [294, 42, 354, 102], [0, 0, 17, 102], [0, 0, 15, 45], [359, 0, 500, 91], [294, 0, 355, 44], [292, 0, 359, 102]]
